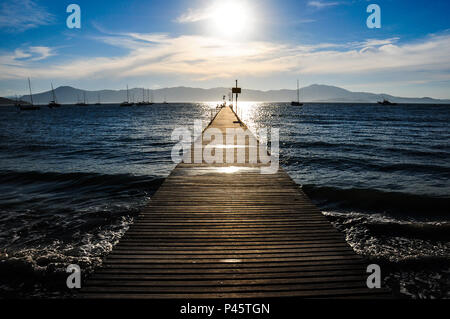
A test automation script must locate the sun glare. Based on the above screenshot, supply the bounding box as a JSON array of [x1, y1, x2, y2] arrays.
[[209, 1, 251, 37]]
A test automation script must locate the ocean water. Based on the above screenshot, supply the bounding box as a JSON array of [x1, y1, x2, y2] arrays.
[[0, 103, 449, 298]]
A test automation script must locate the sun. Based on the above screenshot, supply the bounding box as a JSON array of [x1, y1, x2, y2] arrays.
[[209, 1, 251, 37]]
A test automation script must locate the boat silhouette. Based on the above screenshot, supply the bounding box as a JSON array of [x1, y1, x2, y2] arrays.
[[120, 85, 134, 106], [75, 92, 88, 106], [377, 99, 397, 105], [95, 93, 101, 105], [18, 78, 40, 110], [48, 83, 61, 108], [136, 88, 153, 105], [291, 79, 303, 106]]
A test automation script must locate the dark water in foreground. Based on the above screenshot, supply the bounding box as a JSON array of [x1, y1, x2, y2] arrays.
[[0, 103, 449, 298]]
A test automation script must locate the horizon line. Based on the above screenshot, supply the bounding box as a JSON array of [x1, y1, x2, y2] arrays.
[[6, 84, 450, 100]]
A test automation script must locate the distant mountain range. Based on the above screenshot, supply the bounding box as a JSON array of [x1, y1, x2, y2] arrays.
[[2, 84, 450, 105]]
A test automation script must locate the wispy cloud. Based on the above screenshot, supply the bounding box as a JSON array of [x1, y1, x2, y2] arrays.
[[0, 0, 55, 32], [175, 7, 213, 23], [175, 1, 252, 25], [0, 31, 449, 87], [348, 38, 400, 52], [307, 1, 340, 9], [0, 45, 54, 65], [15, 46, 55, 61], [298, 18, 316, 23], [0, 45, 55, 79]]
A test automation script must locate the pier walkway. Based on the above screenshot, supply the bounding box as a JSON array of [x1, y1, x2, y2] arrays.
[[81, 106, 390, 298]]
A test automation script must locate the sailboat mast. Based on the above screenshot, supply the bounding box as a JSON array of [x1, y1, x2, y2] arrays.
[[127, 85, 129, 103], [28, 77, 34, 105], [297, 79, 300, 103], [51, 83, 57, 102]]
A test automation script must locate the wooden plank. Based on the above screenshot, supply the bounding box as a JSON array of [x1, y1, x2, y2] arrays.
[[80, 106, 391, 299], [93, 264, 367, 275], [80, 289, 390, 299], [89, 269, 367, 280]]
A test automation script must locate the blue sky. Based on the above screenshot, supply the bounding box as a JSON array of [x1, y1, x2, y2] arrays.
[[0, 0, 449, 98]]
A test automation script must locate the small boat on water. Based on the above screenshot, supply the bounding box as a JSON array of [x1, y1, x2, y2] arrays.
[[162, 93, 168, 104], [18, 78, 40, 110], [48, 83, 61, 108], [291, 79, 303, 106], [136, 88, 153, 106], [48, 101, 60, 108], [120, 85, 134, 106], [95, 93, 101, 105], [121, 101, 134, 106], [136, 88, 146, 106], [13, 95, 20, 107], [75, 92, 88, 106], [148, 89, 154, 105], [19, 104, 40, 111], [377, 99, 397, 106]]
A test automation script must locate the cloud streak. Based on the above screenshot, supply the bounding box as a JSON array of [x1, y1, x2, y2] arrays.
[[175, 7, 212, 23], [15, 46, 55, 61], [0, 0, 55, 32], [307, 1, 341, 9], [0, 46, 54, 67]]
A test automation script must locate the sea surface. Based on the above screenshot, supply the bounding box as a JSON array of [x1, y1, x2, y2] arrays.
[[0, 103, 449, 298]]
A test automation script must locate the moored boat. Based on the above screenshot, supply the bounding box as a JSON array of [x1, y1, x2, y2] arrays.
[[291, 79, 303, 106], [377, 99, 397, 105], [48, 83, 61, 108], [18, 78, 40, 110], [120, 85, 134, 106]]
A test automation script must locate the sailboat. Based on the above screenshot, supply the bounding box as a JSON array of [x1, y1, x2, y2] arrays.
[[142, 89, 153, 105], [95, 93, 101, 105], [76, 92, 88, 106], [136, 88, 148, 105], [48, 83, 61, 108], [148, 89, 154, 105], [163, 94, 168, 104], [291, 79, 303, 106], [18, 78, 40, 110], [14, 95, 26, 108], [377, 99, 397, 106], [120, 85, 134, 106]]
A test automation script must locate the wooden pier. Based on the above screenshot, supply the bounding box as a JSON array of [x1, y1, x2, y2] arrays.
[[81, 106, 390, 299]]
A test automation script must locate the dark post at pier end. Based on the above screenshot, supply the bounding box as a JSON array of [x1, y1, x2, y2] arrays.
[[232, 79, 241, 121]]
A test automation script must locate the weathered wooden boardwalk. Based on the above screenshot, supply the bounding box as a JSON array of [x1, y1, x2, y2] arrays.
[[81, 106, 390, 298]]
